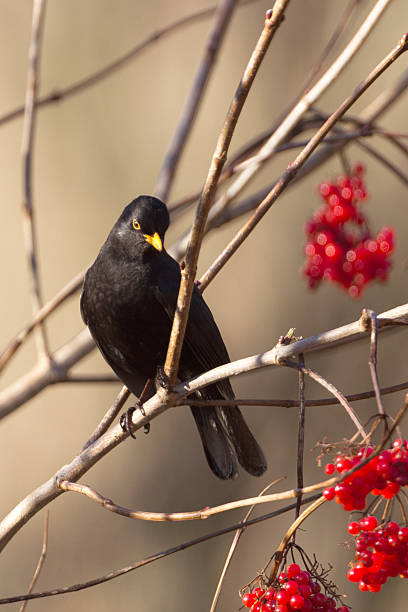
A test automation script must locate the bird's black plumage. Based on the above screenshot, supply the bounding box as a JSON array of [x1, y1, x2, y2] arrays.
[[80, 195, 266, 479]]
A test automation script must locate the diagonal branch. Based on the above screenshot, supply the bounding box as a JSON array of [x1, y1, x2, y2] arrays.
[[163, 1, 291, 386], [204, 0, 393, 222], [0, 1, 258, 129], [199, 33, 408, 289], [0, 301, 407, 550], [155, 0, 239, 202]]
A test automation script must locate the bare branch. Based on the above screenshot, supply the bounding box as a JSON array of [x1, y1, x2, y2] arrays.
[[283, 361, 367, 441], [0, 270, 85, 374], [199, 33, 408, 289], [0, 495, 321, 606], [21, 0, 49, 358], [18, 511, 49, 612], [82, 386, 130, 450], [209, 478, 284, 612], [155, 0, 239, 202], [164, 1, 291, 386], [204, 0, 393, 225], [0, 1, 258, 129], [1, 302, 407, 550]]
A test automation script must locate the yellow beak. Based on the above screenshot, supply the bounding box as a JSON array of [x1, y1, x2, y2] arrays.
[[143, 232, 163, 252]]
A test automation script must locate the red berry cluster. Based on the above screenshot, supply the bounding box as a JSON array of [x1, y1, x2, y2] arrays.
[[346, 516, 408, 592], [322, 439, 408, 511], [241, 563, 348, 611], [303, 165, 394, 298]]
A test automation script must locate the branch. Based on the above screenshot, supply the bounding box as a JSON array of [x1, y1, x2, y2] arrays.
[[282, 361, 367, 441], [0, 1, 258, 129], [21, 0, 49, 358], [0, 269, 85, 374], [155, 0, 239, 202], [0, 328, 94, 420], [18, 511, 49, 612], [163, 1, 291, 386], [0, 301, 407, 550], [199, 33, 408, 289], [202, 0, 393, 227], [0, 495, 321, 606]]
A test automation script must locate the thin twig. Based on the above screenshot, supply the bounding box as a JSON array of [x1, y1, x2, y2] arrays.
[[163, 2, 291, 386], [199, 33, 408, 290], [21, 0, 49, 358], [155, 0, 239, 202], [1, 302, 407, 550], [186, 378, 408, 407], [361, 309, 385, 415], [82, 386, 130, 450], [0, 495, 321, 606], [283, 361, 367, 441], [1, 300, 407, 422], [202, 0, 393, 231], [57, 476, 335, 521], [356, 137, 408, 186], [209, 479, 284, 612], [268, 497, 327, 582], [295, 356, 306, 521], [268, 395, 408, 582], [18, 511, 49, 612], [0, 269, 85, 374], [0, 1, 258, 129]]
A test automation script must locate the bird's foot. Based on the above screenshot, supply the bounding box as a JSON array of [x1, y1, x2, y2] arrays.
[[120, 407, 137, 439], [155, 366, 171, 391], [120, 404, 151, 437]]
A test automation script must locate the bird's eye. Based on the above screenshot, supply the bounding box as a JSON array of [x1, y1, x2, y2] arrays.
[[132, 219, 141, 231]]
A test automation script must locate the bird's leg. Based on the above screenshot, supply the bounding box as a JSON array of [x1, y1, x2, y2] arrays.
[[155, 366, 171, 391], [119, 378, 152, 438]]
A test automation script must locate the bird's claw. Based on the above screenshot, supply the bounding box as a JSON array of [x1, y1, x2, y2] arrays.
[[155, 366, 171, 390], [120, 404, 151, 438], [120, 407, 137, 439]]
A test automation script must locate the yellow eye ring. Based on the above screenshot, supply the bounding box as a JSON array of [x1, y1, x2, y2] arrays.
[[132, 219, 141, 230]]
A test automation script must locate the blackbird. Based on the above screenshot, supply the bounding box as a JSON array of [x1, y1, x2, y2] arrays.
[[80, 195, 266, 479]]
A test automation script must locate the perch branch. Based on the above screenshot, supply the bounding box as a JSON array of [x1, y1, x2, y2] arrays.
[[0, 302, 407, 548]]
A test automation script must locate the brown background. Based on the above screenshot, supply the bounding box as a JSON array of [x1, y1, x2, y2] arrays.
[[0, 1, 408, 610]]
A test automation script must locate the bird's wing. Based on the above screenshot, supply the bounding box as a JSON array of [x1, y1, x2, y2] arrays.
[[155, 258, 233, 399]]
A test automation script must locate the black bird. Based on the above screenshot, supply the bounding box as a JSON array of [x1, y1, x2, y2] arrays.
[[80, 195, 266, 479]]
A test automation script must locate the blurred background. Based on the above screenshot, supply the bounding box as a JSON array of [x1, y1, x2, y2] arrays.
[[0, 0, 408, 610]]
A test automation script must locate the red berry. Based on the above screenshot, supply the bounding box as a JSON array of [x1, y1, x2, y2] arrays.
[[287, 563, 301, 579], [274, 605, 288, 612], [276, 590, 290, 605], [323, 487, 335, 500], [283, 580, 298, 595], [289, 594, 304, 609], [348, 522, 361, 535], [360, 516, 378, 532], [242, 593, 257, 608]]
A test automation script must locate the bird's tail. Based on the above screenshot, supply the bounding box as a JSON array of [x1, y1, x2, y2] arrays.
[[190, 385, 267, 480]]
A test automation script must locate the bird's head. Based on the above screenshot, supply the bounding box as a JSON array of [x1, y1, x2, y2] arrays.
[[108, 195, 170, 258]]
